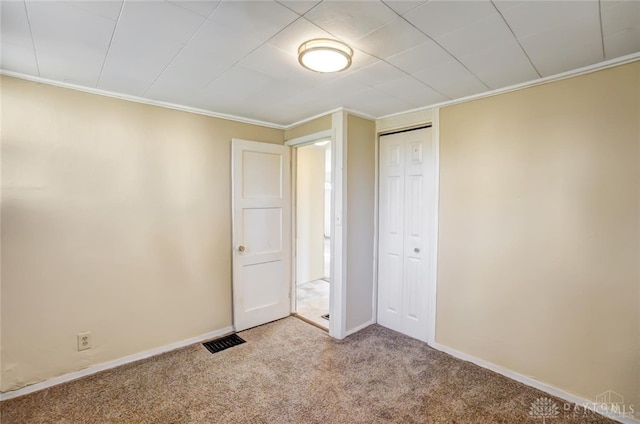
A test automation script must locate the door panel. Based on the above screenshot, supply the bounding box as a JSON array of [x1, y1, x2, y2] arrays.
[[242, 151, 283, 198], [377, 127, 434, 342], [242, 208, 282, 254], [233, 139, 291, 332], [378, 135, 404, 330]]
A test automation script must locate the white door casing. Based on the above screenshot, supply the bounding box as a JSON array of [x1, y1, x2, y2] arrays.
[[284, 124, 345, 339], [377, 127, 435, 342], [232, 139, 291, 332]]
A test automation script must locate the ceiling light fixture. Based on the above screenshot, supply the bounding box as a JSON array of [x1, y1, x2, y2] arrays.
[[298, 39, 353, 73]]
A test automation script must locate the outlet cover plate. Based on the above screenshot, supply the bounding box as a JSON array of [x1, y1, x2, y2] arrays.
[[77, 332, 91, 351]]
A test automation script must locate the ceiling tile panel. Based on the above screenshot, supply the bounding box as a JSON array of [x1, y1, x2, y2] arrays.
[[0, 1, 38, 74], [413, 60, 487, 99], [206, 0, 298, 42], [167, 0, 220, 17], [304, 1, 397, 43], [238, 44, 301, 79], [249, 79, 310, 106], [277, 0, 321, 16], [321, 74, 373, 98], [280, 75, 371, 113], [144, 37, 259, 104], [374, 75, 450, 107], [435, 13, 515, 59], [353, 17, 430, 59], [68, 1, 123, 21], [404, 0, 496, 39], [342, 60, 406, 88], [601, 0, 640, 36], [1, 46, 39, 75], [192, 66, 276, 105], [518, 15, 603, 76], [383, 1, 429, 16], [98, 1, 206, 95], [491, 0, 527, 11], [38, 48, 114, 85], [604, 28, 640, 59], [148, 1, 300, 104], [110, 1, 203, 45], [458, 40, 539, 89], [98, 38, 188, 95], [279, 67, 343, 91], [1, 1, 33, 49], [495, 0, 598, 39], [601, 0, 640, 58], [386, 39, 455, 75], [343, 88, 415, 117], [25, 1, 117, 84], [341, 47, 381, 73], [268, 17, 335, 57], [284, 94, 340, 116]]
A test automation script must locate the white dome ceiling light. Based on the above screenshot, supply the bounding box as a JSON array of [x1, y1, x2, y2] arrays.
[[298, 39, 353, 73]]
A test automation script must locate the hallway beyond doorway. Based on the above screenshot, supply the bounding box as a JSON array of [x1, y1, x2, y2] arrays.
[[296, 279, 329, 329]]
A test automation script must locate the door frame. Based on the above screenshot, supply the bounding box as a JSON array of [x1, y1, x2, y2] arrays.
[[373, 108, 440, 345], [285, 124, 346, 340]]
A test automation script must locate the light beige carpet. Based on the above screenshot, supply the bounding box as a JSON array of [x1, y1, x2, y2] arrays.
[[1, 318, 616, 423]]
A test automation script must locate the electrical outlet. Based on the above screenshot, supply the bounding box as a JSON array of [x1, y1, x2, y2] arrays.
[[77, 332, 91, 351]]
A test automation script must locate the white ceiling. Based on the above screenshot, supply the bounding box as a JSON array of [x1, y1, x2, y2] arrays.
[[2, 0, 639, 127]]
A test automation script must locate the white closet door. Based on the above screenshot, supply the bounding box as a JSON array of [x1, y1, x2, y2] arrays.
[[377, 127, 435, 342]]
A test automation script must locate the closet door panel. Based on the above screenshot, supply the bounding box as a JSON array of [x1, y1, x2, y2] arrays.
[[377, 133, 405, 331], [378, 127, 434, 342]]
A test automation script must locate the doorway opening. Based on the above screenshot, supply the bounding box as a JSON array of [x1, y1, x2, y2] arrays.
[[295, 140, 331, 329]]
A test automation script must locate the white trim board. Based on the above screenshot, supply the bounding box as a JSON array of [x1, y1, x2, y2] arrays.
[[427, 108, 440, 346], [0, 326, 234, 401], [432, 342, 640, 424], [287, 128, 340, 335], [284, 129, 332, 147], [329, 110, 348, 340]]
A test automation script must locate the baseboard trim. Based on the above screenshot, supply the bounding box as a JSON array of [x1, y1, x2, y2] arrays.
[[0, 326, 234, 401], [431, 342, 639, 424], [344, 320, 375, 337]]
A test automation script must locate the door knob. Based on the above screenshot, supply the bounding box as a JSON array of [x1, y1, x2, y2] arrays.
[[238, 245, 245, 252], [414, 247, 420, 253]]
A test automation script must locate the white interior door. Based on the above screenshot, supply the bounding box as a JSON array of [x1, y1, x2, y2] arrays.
[[232, 139, 291, 331], [377, 127, 435, 342]]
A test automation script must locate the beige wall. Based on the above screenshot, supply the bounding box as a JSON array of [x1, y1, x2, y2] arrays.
[[345, 114, 376, 332], [437, 62, 640, 407], [0, 76, 283, 391], [284, 115, 331, 141], [296, 144, 325, 285]]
